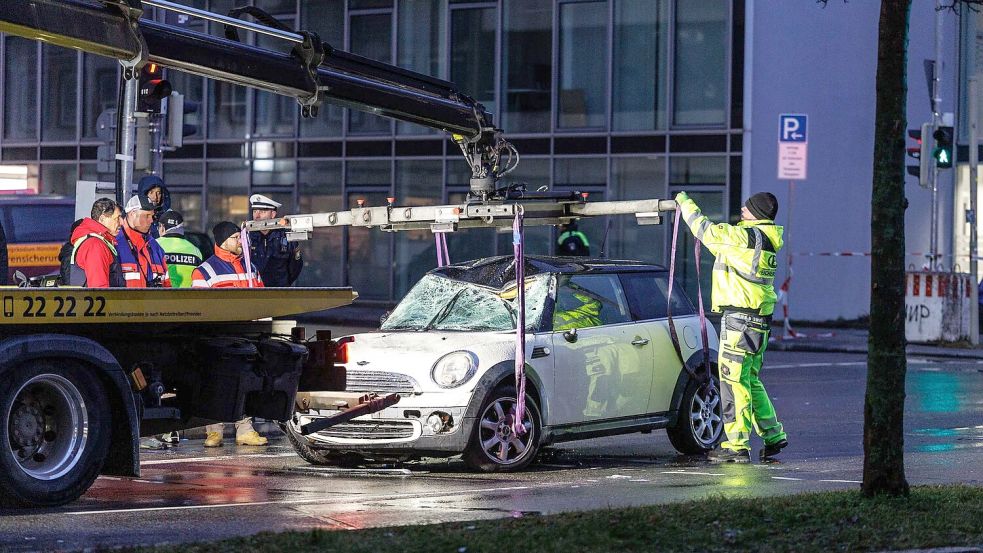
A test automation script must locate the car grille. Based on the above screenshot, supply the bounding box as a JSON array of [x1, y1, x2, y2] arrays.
[[316, 420, 416, 440], [345, 370, 419, 394]]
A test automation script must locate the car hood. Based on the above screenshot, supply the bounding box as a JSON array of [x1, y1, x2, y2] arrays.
[[344, 330, 517, 393]]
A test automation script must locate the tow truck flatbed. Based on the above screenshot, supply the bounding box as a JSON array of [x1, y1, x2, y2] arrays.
[[0, 287, 357, 325]]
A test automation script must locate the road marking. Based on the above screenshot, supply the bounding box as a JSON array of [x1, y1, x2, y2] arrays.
[[140, 452, 297, 465], [660, 470, 724, 476], [818, 479, 861, 484], [770, 476, 803, 481], [63, 482, 573, 516]]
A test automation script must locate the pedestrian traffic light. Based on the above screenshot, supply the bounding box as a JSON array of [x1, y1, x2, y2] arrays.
[[138, 63, 171, 114], [164, 92, 200, 149], [907, 124, 933, 188], [932, 125, 954, 169]]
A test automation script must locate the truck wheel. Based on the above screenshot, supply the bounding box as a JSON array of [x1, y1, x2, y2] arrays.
[[667, 374, 723, 455], [278, 418, 363, 467], [0, 361, 111, 507], [462, 385, 541, 472]]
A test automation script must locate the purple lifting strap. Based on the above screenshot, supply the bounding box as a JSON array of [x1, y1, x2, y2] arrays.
[[512, 206, 527, 436], [667, 205, 712, 384]]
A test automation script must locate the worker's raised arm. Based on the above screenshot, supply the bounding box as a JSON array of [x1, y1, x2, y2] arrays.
[[674, 191, 749, 256]]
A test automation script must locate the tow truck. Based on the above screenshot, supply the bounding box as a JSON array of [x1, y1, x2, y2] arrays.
[[0, 0, 679, 507]]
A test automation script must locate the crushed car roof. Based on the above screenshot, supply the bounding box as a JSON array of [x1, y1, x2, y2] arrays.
[[431, 255, 666, 289]]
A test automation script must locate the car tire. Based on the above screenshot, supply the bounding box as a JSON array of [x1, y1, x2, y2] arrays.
[[279, 418, 363, 467], [462, 384, 541, 472], [667, 374, 723, 455], [0, 361, 111, 507]]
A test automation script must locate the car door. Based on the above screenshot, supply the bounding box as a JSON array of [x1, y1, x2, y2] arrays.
[[619, 271, 700, 413], [549, 273, 654, 425]]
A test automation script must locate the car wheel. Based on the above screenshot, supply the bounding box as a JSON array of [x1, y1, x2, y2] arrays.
[[462, 384, 540, 472], [667, 375, 723, 454], [278, 417, 363, 467], [0, 361, 111, 507]]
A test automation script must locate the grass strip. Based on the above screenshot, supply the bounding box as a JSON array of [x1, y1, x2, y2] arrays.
[[133, 485, 983, 553]]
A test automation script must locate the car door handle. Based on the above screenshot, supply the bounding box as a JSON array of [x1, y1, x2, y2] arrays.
[[631, 337, 650, 347]]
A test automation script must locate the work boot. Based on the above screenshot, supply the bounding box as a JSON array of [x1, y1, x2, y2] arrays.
[[236, 431, 268, 446], [204, 431, 224, 448], [760, 438, 789, 461], [707, 447, 751, 463]]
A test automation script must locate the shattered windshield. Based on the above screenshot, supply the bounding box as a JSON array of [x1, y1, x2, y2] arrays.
[[381, 273, 551, 332]]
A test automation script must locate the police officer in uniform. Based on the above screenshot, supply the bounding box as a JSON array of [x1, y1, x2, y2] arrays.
[[248, 194, 303, 287], [156, 210, 202, 289], [675, 191, 788, 463]]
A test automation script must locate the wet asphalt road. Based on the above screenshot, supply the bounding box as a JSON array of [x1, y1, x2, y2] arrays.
[[1, 350, 981, 552]]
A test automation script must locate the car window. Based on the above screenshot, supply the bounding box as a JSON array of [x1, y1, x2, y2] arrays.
[[620, 271, 696, 320], [381, 273, 551, 332], [553, 274, 631, 330], [3, 204, 75, 243]]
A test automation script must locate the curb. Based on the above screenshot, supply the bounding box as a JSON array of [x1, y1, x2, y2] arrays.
[[770, 341, 983, 360]]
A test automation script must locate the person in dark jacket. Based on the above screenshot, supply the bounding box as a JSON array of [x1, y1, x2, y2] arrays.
[[69, 198, 125, 288], [247, 194, 303, 286], [137, 174, 171, 238]]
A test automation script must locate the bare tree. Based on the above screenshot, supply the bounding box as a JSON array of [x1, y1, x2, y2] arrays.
[[863, 0, 911, 497]]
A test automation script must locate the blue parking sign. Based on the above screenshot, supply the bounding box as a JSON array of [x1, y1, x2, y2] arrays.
[[779, 114, 808, 143]]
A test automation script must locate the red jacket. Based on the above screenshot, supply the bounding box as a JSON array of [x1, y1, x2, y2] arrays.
[[191, 246, 264, 288], [116, 221, 171, 288], [70, 218, 121, 288]]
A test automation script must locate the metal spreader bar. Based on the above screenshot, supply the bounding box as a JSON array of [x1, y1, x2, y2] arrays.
[[244, 195, 678, 241]]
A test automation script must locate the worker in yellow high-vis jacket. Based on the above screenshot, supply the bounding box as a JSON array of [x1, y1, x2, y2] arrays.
[[675, 191, 789, 463]]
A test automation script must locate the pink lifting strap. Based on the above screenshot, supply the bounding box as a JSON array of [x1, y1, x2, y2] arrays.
[[511, 206, 527, 436]]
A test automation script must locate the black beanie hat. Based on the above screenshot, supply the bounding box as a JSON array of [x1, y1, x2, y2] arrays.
[[745, 192, 778, 220], [212, 221, 240, 246]]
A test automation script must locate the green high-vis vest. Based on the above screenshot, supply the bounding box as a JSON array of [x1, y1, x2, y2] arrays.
[[676, 192, 784, 316], [157, 235, 203, 289]]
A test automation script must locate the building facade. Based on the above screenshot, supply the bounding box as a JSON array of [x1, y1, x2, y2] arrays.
[[1, 0, 966, 320]]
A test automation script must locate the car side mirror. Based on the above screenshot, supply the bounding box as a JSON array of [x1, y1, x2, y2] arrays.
[[563, 328, 578, 343]]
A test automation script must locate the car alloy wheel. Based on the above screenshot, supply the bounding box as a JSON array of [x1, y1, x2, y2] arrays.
[[476, 395, 535, 467], [690, 381, 722, 448]]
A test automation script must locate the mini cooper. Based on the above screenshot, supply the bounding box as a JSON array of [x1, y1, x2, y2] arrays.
[[284, 256, 722, 471]]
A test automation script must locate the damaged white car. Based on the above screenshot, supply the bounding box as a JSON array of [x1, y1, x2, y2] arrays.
[[283, 256, 722, 471]]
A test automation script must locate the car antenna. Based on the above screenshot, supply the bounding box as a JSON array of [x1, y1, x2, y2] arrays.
[[598, 219, 612, 258]]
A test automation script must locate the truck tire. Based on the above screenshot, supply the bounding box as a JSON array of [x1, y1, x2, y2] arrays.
[[278, 419, 363, 467], [0, 360, 111, 507], [667, 374, 723, 455], [462, 384, 541, 472]]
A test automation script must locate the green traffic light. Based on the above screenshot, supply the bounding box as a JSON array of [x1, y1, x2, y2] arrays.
[[933, 146, 952, 168]]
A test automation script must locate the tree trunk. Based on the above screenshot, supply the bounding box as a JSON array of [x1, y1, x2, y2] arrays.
[[863, 0, 911, 497]]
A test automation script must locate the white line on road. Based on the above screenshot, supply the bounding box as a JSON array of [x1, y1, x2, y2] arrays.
[[818, 479, 861, 484], [62, 483, 568, 516], [770, 476, 804, 481], [660, 471, 725, 476], [140, 452, 297, 465]]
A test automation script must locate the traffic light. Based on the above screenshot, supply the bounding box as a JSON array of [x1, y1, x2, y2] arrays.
[[138, 63, 172, 114], [907, 123, 933, 187], [932, 125, 954, 168], [165, 92, 200, 149]]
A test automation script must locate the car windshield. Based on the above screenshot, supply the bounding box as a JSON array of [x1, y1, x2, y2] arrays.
[[381, 273, 551, 332]]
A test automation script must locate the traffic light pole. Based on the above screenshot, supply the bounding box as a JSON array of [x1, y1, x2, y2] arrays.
[[115, 64, 140, 205], [930, 0, 943, 270], [970, 77, 979, 346]]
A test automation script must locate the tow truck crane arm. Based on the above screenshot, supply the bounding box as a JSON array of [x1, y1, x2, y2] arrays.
[[1, 0, 513, 197]]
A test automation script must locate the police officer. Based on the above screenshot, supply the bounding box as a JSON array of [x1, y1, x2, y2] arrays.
[[556, 220, 590, 257], [248, 194, 303, 287], [156, 210, 202, 289], [675, 191, 788, 463]]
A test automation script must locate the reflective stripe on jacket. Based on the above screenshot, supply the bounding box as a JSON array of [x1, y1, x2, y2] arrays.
[[157, 235, 203, 289], [116, 222, 171, 288], [191, 246, 264, 288], [676, 192, 784, 316]]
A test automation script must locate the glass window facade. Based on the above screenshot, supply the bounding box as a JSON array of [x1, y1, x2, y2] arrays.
[[1, 0, 741, 305], [558, 1, 608, 129], [502, 0, 553, 133]]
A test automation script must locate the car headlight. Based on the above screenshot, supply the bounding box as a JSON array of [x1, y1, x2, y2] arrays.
[[431, 351, 478, 388]]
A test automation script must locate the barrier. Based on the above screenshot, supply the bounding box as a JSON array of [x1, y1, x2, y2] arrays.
[[905, 271, 972, 343]]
